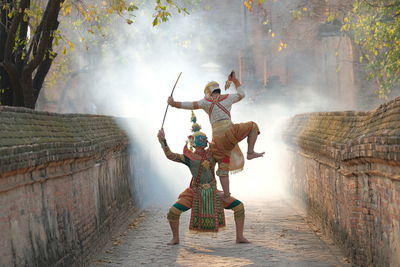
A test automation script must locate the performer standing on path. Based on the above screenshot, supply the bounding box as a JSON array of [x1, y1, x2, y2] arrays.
[[157, 112, 248, 245], [167, 71, 264, 201]]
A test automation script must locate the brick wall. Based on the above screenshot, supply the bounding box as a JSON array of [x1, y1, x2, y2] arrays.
[[283, 96, 400, 267], [0, 106, 135, 267]]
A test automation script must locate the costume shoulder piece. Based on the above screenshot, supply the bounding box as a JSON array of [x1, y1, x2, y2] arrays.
[[205, 94, 229, 102], [204, 96, 213, 102], [219, 94, 229, 101]]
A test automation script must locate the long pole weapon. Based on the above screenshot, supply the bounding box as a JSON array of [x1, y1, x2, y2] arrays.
[[161, 72, 182, 128]]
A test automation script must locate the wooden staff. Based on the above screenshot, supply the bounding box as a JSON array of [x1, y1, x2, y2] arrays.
[[161, 72, 182, 128]]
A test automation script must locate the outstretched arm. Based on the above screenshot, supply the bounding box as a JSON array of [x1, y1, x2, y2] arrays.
[[157, 129, 187, 164], [228, 71, 245, 103], [168, 97, 203, 110]]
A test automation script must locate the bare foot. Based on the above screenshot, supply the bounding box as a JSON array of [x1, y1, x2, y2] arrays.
[[167, 238, 179, 245], [247, 151, 265, 160], [236, 237, 250, 243]]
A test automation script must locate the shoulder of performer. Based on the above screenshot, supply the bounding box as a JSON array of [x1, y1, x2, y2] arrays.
[[204, 96, 213, 102], [229, 92, 244, 101], [219, 94, 229, 101], [182, 155, 191, 166], [204, 94, 229, 102]]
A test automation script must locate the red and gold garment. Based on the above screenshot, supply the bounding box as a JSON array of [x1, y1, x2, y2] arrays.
[[161, 142, 226, 232], [178, 92, 259, 176]]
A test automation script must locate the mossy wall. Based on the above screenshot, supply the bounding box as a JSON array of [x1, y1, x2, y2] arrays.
[[283, 97, 400, 267], [0, 107, 135, 267]]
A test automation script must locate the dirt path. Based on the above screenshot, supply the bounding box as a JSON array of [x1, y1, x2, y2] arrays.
[[90, 199, 351, 267]]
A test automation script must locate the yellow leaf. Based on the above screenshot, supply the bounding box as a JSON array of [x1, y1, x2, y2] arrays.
[[271, 32, 275, 37], [244, 1, 252, 11], [327, 14, 335, 23], [67, 40, 74, 49], [107, 9, 113, 14], [61, 1, 72, 16]]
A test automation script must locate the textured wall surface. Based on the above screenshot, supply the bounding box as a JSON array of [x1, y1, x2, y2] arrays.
[[283, 96, 400, 267], [0, 106, 134, 267]]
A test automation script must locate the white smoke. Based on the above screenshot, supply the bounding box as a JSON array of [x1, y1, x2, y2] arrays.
[[41, 0, 359, 207]]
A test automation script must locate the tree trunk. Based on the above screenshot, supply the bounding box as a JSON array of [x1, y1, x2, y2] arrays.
[[0, 0, 12, 106], [1, 62, 24, 106], [0, 69, 13, 106], [20, 74, 35, 108]]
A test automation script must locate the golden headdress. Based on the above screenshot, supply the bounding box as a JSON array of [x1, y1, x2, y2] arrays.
[[187, 111, 208, 150], [204, 81, 220, 97], [184, 111, 210, 169]]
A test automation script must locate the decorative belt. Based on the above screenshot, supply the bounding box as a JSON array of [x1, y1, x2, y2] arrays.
[[201, 183, 211, 189], [193, 182, 215, 190]]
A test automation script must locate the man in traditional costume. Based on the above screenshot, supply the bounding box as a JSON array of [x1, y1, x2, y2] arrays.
[[157, 112, 248, 245], [167, 71, 264, 201]]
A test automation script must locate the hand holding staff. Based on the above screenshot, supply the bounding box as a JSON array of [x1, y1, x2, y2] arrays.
[[161, 72, 182, 129]]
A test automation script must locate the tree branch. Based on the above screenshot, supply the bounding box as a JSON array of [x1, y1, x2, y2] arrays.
[[33, 20, 59, 102], [22, 0, 63, 108], [25, 0, 52, 65], [16, 0, 30, 72], [0, 1, 8, 61], [33, 53, 54, 102], [3, 0, 29, 63], [24, 0, 63, 75]]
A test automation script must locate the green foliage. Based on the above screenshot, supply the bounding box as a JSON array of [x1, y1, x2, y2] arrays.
[[152, 0, 190, 26], [343, 0, 400, 98], [261, 0, 400, 98]]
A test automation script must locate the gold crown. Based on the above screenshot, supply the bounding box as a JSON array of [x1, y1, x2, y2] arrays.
[[187, 111, 207, 150]]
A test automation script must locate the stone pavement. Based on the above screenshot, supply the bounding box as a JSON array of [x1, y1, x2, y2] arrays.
[[90, 199, 352, 267]]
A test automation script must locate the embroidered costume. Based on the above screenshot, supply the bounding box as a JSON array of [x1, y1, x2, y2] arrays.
[[174, 81, 260, 176], [160, 113, 245, 232]]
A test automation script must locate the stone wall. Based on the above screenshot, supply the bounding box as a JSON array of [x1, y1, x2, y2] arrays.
[[0, 106, 135, 267], [283, 96, 400, 267]]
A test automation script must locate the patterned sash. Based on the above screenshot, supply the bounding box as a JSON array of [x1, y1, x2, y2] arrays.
[[206, 95, 231, 120], [189, 154, 225, 232]]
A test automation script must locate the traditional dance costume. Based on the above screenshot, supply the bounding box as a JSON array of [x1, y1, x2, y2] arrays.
[[159, 114, 245, 232], [175, 82, 260, 176]]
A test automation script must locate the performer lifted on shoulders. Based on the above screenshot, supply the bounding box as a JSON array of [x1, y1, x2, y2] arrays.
[[167, 71, 264, 201], [157, 112, 249, 245]]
